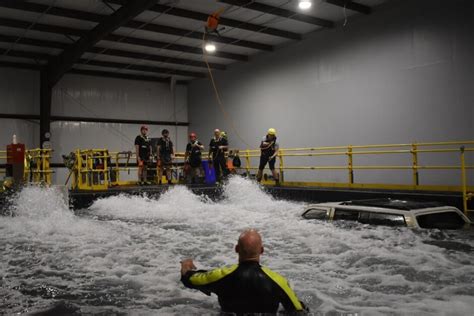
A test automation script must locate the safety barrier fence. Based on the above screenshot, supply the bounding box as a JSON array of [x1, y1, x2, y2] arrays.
[[24, 149, 53, 185], [64, 149, 189, 191], [237, 141, 473, 214], [0, 148, 52, 188], [0, 150, 6, 174], [59, 141, 473, 214]]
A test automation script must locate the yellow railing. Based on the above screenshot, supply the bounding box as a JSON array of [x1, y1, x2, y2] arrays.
[[67, 149, 188, 190], [238, 141, 473, 214], [0, 150, 7, 174], [24, 149, 53, 185], [0, 148, 52, 186], [63, 141, 473, 214]]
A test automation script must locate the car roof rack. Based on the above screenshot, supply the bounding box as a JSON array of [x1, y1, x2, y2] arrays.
[[341, 198, 444, 211]]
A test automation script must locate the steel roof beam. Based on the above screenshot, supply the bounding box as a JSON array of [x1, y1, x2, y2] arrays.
[[0, 47, 206, 78], [326, 0, 371, 14], [0, 17, 247, 61], [47, 0, 159, 86], [68, 69, 177, 84], [77, 59, 206, 78], [0, 1, 272, 51], [109, 0, 302, 40], [0, 60, 42, 70], [0, 47, 51, 60], [218, 0, 334, 28], [0, 60, 188, 84], [0, 34, 226, 70]]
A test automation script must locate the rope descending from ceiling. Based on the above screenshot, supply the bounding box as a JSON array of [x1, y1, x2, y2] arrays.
[[202, 8, 251, 148]]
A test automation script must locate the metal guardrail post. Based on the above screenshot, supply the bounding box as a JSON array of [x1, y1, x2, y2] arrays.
[[245, 149, 251, 176], [412, 143, 419, 186], [104, 151, 109, 187], [278, 150, 284, 184], [347, 145, 354, 184], [75, 150, 81, 190], [460, 146, 468, 215]]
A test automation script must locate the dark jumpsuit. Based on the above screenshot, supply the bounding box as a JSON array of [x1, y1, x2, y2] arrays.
[[157, 137, 174, 165], [134, 135, 151, 162], [209, 137, 229, 181], [181, 261, 308, 315], [259, 136, 278, 171]]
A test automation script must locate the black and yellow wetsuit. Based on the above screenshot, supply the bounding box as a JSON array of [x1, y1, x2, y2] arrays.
[[181, 261, 307, 314]]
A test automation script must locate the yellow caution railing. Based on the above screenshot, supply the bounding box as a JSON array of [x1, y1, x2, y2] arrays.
[[63, 141, 473, 214], [67, 149, 188, 190], [0, 150, 7, 174], [24, 149, 53, 185], [238, 141, 474, 214]]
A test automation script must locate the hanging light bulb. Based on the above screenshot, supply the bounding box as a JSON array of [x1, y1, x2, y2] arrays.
[[204, 42, 216, 53], [298, 0, 312, 10]]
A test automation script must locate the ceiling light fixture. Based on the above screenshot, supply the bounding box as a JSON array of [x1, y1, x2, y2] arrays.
[[298, 0, 312, 10], [204, 42, 216, 53]]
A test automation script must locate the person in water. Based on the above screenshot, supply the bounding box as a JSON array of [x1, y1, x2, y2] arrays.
[[157, 129, 175, 184], [134, 125, 151, 185], [257, 128, 280, 185], [184, 132, 204, 184], [180, 229, 308, 314], [208, 128, 229, 182]]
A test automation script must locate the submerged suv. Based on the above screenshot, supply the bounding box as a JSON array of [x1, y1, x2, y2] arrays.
[[302, 198, 471, 229]]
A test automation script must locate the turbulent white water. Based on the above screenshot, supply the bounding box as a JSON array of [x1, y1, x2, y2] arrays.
[[1, 177, 473, 315]]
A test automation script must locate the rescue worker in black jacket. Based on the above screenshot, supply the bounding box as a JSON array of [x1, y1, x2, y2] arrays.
[[184, 132, 204, 184], [157, 129, 175, 184], [257, 128, 280, 185], [181, 229, 308, 315], [208, 128, 229, 182], [134, 125, 151, 185]]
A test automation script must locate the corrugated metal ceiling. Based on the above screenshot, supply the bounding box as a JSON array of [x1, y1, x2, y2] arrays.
[[0, 0, 389, 83]]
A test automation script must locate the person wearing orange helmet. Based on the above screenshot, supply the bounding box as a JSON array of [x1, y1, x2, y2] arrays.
[[185, 132, 205, 184], [134, 125, 151, 185], [257, 128, 280, 185]]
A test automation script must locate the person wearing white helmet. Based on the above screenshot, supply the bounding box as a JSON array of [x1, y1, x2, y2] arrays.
[[257, 128, 280, 185]]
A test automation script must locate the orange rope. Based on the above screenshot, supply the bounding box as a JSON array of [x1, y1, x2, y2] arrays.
[[202, 32, 251, 148]]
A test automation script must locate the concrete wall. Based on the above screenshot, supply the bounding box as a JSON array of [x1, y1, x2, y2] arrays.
[[188, 0, 474, 185], [0, 68, 188, 184]]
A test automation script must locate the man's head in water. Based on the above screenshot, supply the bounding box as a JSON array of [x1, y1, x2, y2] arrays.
[[235, 229, 264, 263]]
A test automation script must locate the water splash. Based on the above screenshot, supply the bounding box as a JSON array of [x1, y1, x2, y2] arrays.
[[1, 177, 473, 315]]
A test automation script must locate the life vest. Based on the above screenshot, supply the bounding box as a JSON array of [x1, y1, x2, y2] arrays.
[[261, 136, 277, 156]]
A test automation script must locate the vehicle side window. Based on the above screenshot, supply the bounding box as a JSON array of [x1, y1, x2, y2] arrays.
[[417, 212, 466, 229], [334, 209, 406, 226], [303, 208, 328, 220], [333, 208, 359, 221], [366, 213, 406, 227]]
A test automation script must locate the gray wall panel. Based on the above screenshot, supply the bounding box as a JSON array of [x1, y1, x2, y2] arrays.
[[0, 119, 39, 149], [0, 68, 39, 115], [52, 74, 187, 122], [189, 0, 474, 185]]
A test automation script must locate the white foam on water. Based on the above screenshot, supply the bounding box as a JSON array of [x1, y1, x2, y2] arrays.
[[1, 178, 473, 315]]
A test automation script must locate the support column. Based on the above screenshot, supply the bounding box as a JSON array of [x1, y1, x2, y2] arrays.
[[40, 69, 52, 148]]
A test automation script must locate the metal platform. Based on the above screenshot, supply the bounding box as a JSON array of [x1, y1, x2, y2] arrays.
[[69, 184, 473, 213]]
